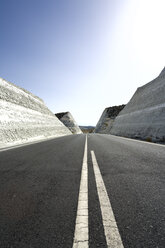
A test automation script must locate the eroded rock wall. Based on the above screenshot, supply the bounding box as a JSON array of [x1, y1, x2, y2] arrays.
[[55, 112, 82, 134], [110, 67, 165, 142], [94, 105, 125, 134], [0, 77, 71, 146]]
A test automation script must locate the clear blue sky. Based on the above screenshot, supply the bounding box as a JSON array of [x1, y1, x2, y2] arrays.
[[0, 0, 165, 125]]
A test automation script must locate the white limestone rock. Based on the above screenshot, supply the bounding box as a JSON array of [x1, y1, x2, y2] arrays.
[[94, 105, 125, 134], [55, 112, 82, 134], [110, 67, 165, 142], [0, 77, 71, 147]]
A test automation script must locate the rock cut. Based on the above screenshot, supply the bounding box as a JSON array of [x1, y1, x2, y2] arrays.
[[94, 105, 125, 134], [110, 67, 165, 142], [55, 112, 82, 134], [0, 77, 71, 147]]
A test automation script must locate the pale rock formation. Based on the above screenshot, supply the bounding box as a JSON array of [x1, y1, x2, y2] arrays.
[[0, 77, 71, 147], [55, 112, 82, 134], [110, 67, 165, 142], [94, 105, 125, 134]]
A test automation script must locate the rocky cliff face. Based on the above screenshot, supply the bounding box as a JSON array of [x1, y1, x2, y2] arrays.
[[94, 105, 125, 134], [0, 77, 71, 147], [110, 67, 165, 142], [55, 112, 82, 134]]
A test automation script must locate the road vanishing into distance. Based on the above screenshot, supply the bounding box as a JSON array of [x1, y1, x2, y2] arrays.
[[0, 134, 164, 248]]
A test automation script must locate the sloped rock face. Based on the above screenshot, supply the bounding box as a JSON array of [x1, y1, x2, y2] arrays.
[[0, 77, 71, 146], [55, 112, 82, 134], [94, 105, 125, 134], [110, 67, 165, 142]]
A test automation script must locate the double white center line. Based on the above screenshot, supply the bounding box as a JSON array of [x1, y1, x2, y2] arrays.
[[73, 135, 124, 248], [73, 135, 88, 247]]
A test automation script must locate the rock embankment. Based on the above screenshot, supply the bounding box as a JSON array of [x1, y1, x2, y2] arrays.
[[94, 105, 125, 134], [110, 67, 165, 142], [0, 77, 71, 147], [55, 112, 82, 134]]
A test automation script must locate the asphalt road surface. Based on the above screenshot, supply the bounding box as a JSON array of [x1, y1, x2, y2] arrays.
[[0, 134, 164, 248]]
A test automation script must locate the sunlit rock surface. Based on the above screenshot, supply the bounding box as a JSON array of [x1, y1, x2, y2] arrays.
[[55, 112, 82, 134], [94, 105, 125, 134], [0, 77, 71, 147], [110, 67, 165, 142]]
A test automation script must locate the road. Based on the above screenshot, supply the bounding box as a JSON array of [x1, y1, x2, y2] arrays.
[[0, 134, 164, 248]]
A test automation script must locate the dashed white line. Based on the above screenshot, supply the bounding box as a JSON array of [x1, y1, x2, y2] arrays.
[[91, 150, 124, 248], [73, 135, 88, 248]]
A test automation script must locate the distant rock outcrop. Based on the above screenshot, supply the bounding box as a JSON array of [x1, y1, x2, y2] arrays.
[[55, 112, 82, 134], [0, 77, 71, 147], [94, 105, 125, 134], [110, 67, 165, 142], [79, 126, 95, 133]]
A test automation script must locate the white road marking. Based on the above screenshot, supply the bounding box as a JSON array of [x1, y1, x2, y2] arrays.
[[104, 134, 165, 148], [73, 135, 88, 248], [91, 150, 124, 248], [0, 135, 71, 152]]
